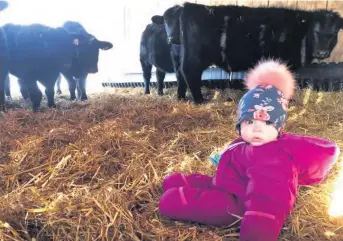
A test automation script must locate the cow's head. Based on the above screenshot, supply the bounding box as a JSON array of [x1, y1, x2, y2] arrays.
[[151, 15, 164, 25], [163, 5, 183, 45], [39, 27, 87, 71], [0, 1, 8, 11], [75, 34, 113, 74], [62, 21, 113, 74], [306, 10, 343, 59]]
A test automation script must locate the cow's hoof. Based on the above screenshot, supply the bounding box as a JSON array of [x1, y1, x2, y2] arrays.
[[48, 104, 57, 108], [158, 91, 164, 96], [177, 98, 187, 103], [21, 100, 31, 108], [70, 97, 76, 101], [192, 98, 206, 105], [144, 91, 150, 95], [177, 95, 187, 101], [0, 105, 6, 112]]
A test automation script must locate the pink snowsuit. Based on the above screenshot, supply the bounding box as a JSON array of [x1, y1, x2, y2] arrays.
[[159, 133, 340, 241]]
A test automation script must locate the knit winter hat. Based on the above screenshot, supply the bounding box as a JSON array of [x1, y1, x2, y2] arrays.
[[236, 59, 296, 132]]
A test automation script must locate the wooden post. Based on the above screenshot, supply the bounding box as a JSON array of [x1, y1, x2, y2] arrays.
[[296, 0, 327, 10], [237, 0, 253, 6], [327, 0, 343, 11], [268, 0, 297, 8], [327, 0, 343, 62], [251, 0, 269, 7], [196, 0, 212, 4], [211, 0, 237, 5]]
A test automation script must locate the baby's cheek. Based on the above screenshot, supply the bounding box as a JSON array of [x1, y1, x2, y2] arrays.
[[241, 130, 252, 142], [266, 127, 279, 140]]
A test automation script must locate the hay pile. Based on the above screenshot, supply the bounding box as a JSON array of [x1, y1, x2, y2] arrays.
[[0, 87, 342, 241]]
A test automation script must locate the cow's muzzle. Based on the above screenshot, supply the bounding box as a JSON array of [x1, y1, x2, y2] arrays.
[[313, 50, 330, 59]]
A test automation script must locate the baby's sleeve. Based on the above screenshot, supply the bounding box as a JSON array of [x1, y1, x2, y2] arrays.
[[284, 134, 340, 185]]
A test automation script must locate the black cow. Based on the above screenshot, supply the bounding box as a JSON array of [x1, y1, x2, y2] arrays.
[[0, 1, 7, 11], [56, 21, 113, 100], [0, 23, 87, 110], [4, 21, 113, 104], [140, 15, 186, 99], [163, 3, 343, 103]]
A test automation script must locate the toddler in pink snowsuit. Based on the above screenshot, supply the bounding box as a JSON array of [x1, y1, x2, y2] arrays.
[[159, 60, 340, 241]]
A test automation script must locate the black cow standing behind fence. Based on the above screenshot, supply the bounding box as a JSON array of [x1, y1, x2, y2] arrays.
[[163, 2, 343, 104], [140, 15, 187, 100], [0, 23, 88, 111], [5, 21, 113, 103]]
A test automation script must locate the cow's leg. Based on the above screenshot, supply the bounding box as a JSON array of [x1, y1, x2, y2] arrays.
[[176, 70, 187, 100], [55, 74, 62, 95], [18, 78, 30, 100], [43, 79, 56, 108], [76, 74, 88, 100], [4, 74, 11, 101], [141, 61, 152, 94], [26, 80, 43, 111], [181, 64, 204, 104], [62, 73, 76, 100], [156, 69, 166, 96], [0, 40, 8, 110], [171, 46, 187, 100], [179, 44, 204, 104], [0, 70, 6, 110], [173, 64, 187, 100]]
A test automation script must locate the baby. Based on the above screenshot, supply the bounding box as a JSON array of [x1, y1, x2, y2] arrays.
[[158, 59, 340, 241]]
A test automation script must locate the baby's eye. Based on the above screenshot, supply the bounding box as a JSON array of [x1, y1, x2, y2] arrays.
[[266, 121, 273, 125], [244, 119, 254, 124]]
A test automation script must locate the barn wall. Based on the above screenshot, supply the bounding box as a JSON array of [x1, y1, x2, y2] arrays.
[[151, 0, 343, 62]]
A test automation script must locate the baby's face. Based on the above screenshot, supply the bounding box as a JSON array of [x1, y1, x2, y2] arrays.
[[240, 119, 278, 146]]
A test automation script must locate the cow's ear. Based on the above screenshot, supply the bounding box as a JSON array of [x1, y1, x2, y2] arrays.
[[0, 1, 8, 11], [151, 15, 164, 25], [99, 41, 113, 50]]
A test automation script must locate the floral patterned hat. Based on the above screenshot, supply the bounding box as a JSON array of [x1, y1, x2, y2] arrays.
[[236, 59, 296, 132], [236, 85, 289, 132]]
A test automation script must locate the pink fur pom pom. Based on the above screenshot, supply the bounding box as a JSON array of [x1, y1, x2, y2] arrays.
[[245, 59, 296, 99]]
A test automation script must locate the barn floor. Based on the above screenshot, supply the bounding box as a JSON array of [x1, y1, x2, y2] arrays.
[[0, 86, 343, 241]]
